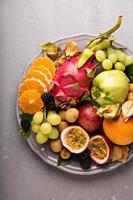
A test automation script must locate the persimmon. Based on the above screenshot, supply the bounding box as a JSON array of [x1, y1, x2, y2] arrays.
[[103, 115, 133, 145]]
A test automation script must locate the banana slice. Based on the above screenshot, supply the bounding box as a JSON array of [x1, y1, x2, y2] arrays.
[[122, 100, 133, 121]]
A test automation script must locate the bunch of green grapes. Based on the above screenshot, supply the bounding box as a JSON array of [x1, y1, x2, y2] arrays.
[[31, 111, 61, 144], [95, 48, 133, 71]]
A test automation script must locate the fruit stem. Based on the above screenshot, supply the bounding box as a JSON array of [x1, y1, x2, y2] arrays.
[[101, 16, 122, 38], [77, 16, 122, 68]]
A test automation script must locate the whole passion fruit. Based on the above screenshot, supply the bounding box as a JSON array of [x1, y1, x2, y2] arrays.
[[89, 135, 112, 165], [60, 126, 90, 154]]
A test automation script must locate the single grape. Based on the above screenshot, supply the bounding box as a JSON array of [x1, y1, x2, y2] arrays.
[[116, 50, 126, 62], [123, 55, 133, 66], [107, 47, 115, 57], [32, 124, 40, 133], [36, 132, 48, 144], [49, 127, 59, 139], [95, 50, 106, 62], [33, 111, 44, 124], [48, 111, 56, 115], [108, 53, 117, 64], [114, 62, 125, 71], [40, 122, 52, 135], [102, 59, 113, 70], [47, 113, 61, 126]]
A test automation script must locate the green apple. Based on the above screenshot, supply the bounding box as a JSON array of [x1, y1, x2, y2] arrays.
[[91, 70, 129, 105]]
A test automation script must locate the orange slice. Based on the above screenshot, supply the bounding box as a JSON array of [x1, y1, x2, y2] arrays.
[[24, 70, 52, 90], [19, 89, 44, 114], [32, 57, 56, 77], [30, 65, 53, 80], [19, 78, 47, 96]]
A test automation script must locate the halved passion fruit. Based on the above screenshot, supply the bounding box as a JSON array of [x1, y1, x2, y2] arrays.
[[89, 135, 112, 165], [60, 126, 90, 154]]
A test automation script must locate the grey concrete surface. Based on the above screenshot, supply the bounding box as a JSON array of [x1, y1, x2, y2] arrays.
[[0, 0, 133, 200]]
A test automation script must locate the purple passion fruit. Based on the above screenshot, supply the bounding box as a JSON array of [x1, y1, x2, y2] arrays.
[[60, 126, 90, 154], [89, 135, 112, 165]]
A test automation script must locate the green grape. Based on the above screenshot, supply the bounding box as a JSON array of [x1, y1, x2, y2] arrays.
[[116, 50, 126, 62], [48, 111, 56, 115], [33, 111, 44, 124], [95, 50, 106, 62], [102, 59, 113, 70], [36, 132, 48, 144], [47, 113, 61, 126], [32, 124, 40, 133], [40, 122, 52, 134], [107, 47, 115, 57], [123, 55, 133, 66], [114, 62, 125, 71], [48, 127, 59, 139], [108, 53, 117, 63]]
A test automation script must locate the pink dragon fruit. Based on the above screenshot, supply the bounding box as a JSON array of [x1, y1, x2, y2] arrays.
[[51, 55, 96, 103]]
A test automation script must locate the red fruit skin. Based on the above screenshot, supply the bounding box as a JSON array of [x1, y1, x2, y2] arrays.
[[90, 134, 112, 165], [51, 55, 95, 102], [78, 104, 102, 133]]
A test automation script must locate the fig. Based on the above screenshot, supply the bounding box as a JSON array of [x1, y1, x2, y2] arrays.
[[60, 126, 90, 154], [89, 135, 112, 165], [78, 104, 102, 132]]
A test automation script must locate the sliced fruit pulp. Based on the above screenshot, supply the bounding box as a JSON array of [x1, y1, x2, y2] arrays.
[[19, 78, 47, 96], [24, 69, 52, 90], [32, 57, 56, 77], [30, 65, 53, 80], [90, 138, 108, 159], [66, 128, 87, 150], [19, 89, 43, 114]]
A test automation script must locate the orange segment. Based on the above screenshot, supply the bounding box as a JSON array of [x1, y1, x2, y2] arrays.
[[19, 78, 47, 96], [19, 89, 44, 114], [32, 57, 56, 77], [30, 65, 53, 80], [24, 70, 52, 90]]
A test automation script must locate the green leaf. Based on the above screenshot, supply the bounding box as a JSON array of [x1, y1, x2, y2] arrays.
[[21, 130, 31, 139], [91, 99, 101, 108], [57, 155, 71, 166], [92, 89, 101, 98], [19, 113, 33, 122], [72, 83, 80, 89], [103, 97, 113, 105], [86, 69, 95, 78], [80, 95, 101, 108]]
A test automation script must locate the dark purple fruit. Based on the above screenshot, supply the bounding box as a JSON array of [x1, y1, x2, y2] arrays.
[[21, 119, 31, 132], [79, 149, 91, 169]]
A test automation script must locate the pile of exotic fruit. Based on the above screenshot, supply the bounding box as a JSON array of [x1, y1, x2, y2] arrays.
[[18, 16, 133, 169]]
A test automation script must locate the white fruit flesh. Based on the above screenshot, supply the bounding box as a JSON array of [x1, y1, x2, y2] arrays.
[[61, 126, 90, 154]]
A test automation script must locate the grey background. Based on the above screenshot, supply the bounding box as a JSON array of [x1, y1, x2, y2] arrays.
[[0, 0, 133, 200]]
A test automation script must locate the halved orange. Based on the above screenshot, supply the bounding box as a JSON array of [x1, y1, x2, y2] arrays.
[[32, 57, 56, 77], [30, 65, 53, 80], [19, 89, 44, 114], [19, 78, 47, 96], [24, 70, 52, 90]]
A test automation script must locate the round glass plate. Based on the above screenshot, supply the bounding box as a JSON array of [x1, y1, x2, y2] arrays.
[[16, 33, 133, 175]]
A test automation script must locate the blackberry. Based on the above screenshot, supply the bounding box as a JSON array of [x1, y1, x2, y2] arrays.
[[41, 93, 55, 110], [79, 149, 91, 169], [21, 119, 31, 132]]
